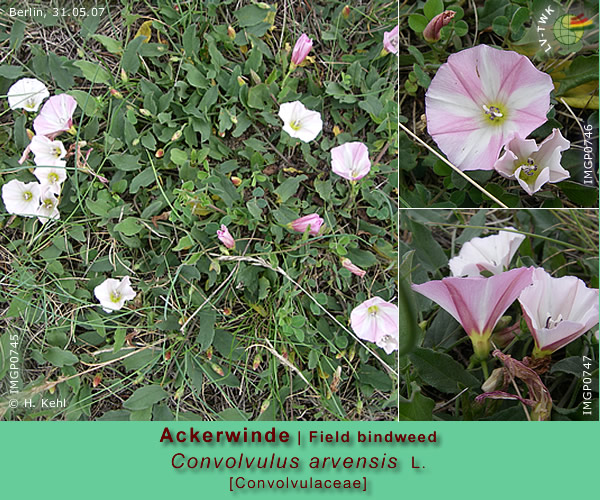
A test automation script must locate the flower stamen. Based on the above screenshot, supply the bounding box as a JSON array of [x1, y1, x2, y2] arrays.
[[545, 314, 564, 329], [482, 104, 504, 121], [367, 305, 379, 316], [519, 157, 538, 176]]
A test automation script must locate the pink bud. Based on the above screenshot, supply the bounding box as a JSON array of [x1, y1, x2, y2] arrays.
[[341, 258, 366, 277], [289, 213, 324, 236], [217, 224, 236, 249], [423, 10, 455, 42], [291, 34, 313, 66], [342, 5, 350, 19]]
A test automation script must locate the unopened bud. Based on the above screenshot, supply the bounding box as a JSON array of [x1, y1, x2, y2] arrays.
[[253, 353, 262, 370], [120, 69, 128, 82], [231, 176, 242, 186], [26, 129, 34, 140], [139, 108, 152, 117], [110, 88, 123, 99], [250, 69, 261, 84], [206, 345, 213, 361], [237, 76, 247, 86], [481, 368, 505, 393], [210, 362, 225, 376], [342, 5, 350, 18], [227, 26, 236, 39], [92, 374, 102, 388], [155, 148, 164, 158], [132, 138, 140, 147], [165, 350, 172, 361], [171, 128, 183, 142]]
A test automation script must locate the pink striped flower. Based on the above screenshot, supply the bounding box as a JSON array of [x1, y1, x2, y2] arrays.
[[216, 224, 236, 249], [519, 268, 599, 357], [412, 267, 534, 359], [291, 34, 313, 66], [289, 213, 324, 236], [341, 258, 366, 277], [33, 94, 78, 138], [383, 26, 398, 54], [423, 11, 456, 42], [425, 45, 553, 171], [350, 297, 399, 354], [331, 142, 371, 181]]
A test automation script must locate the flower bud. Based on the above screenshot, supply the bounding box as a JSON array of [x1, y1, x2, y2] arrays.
[[342, 5, 350, 19], [237, 76, 247, 86], [171, 128, 183, 142], [423, 10, 455, 42], [139, 108, 152, 117], [290, 33, 313, 67], [110, 88, 123, 99], [120, 69, 128, 82], [231, 176, 242, 186], [227, 26, 236, 39], [155, 148, 164, 158]]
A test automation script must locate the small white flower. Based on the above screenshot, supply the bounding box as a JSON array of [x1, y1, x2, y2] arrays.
[[1, 179, 41, 217], [36, 186, 60, 225], [449, 228, 526, 277], [278, 101, 323, 143], [33, 166, 67, 195], [30, 135, 67, 167], [94, 277, 137, 313], [7, 78, 50, 112]]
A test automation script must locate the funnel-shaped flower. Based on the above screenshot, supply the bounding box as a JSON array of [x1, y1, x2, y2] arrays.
[[519, 268, 599, 356], [494, 128, 570, 195], [291, 34, 313, 66], [94, 277, 136, 313], [423, 11, 455, 42], [30, 135, 67, 167], [36, 186, 60, 225], [7, 78, 49, 112], [289, 213, 324, 236], [331, 142, 371, 181], [449, 228, 525, 277], [216, 224, 235, 249], [33, 94, 78, 137], [341, 258, 366, 277], [33, 166, 67, 195], [1, 179, 41, 217], [383, 26, 399, 54], [412, 267, 534, 358], [278, 101, 323, 143], [350, 297, 399, 354], [426, 45, 553, 171]]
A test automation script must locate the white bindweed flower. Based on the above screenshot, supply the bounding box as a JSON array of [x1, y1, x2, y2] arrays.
[[331, 142, 371, 181], [494, 129, 570, 195], [449, 228, 526, 277], [7, 78, 50, 112], [36, 186, 60, 224], [33, 166, 67, 194], [278, 101, 323, 143], [350, 297, 399, 354], [30, 135, 67, 166], [94, 277, 137, 313], [1, 179, 41, 217]]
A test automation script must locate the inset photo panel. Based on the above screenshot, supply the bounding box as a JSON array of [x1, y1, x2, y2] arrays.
[[399, 1, 598, 208], [399, 209, 599, 421]]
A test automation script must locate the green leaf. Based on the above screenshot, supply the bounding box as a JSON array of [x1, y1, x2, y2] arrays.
[[407, 219, 448, 272], [113, 328, 126, 353], [91, 34, 123, 54], [123, 385, 168, 411], [196, 310, 216, 351], [424, 0, 444, 20], [199, 85, 219, 112], [408, 14, 428, 33], [557, 181, 598, 206], [43, 347, 79, 367], [122, 36, 146, 74], [216, 408, 251, 421], [358, 365, 393, 392], [557, 55, 600, 96], [492, 16, 510, 37], [107, 154, 141, 171], [397, 385, 435, 420], [409, 347, 480, 394], [551, 356, 598, 376], [274, 175, 308, 203], [130, 167, 155, 194], [73, 60, 112, 85], [170, 148, 188, 165], [173, 235, 194, 251], [0, 65, 24, 78], [114, 217, 143, 236]]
